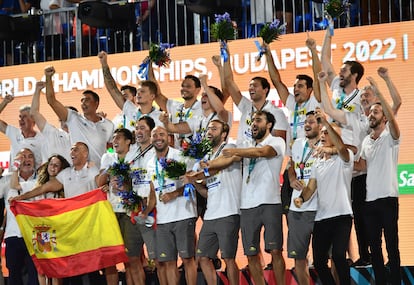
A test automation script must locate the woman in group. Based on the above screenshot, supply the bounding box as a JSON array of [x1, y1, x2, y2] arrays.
[[11, 154, 70, 285]]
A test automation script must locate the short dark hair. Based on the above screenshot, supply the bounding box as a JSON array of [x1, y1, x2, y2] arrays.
[[251, 77, 271, 97], [121, 85, 137, 96], [207, 85, 224, 102], [344, 61, 364, 84], [137, 116, 156, 131], [296, 74, 313, 89], [114, 128, 133, 142], [209, 119, 230, 141], [184, 75, 201, 88], [141, 80, 158, 95], [66, 106, 79, 112], [253, 110, 275, 130], [82, 90, 100, 103]]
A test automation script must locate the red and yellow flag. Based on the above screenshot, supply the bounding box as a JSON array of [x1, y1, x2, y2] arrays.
[[10, 189, 128, 278]]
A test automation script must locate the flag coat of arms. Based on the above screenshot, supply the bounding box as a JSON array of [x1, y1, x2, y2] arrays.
[[10, 189, 128, 278]]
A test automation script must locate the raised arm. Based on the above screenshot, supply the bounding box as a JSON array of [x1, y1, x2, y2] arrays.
[[30, 81, 48, 131], [367, 76, 400, 140], [98, 51, 125, 110], [222, 44, 243, 106], [212, 55, 230, 103], [159, 112, 192, 134], [44, 66, 68, 122], [11, 179, 63, 202], [306, 35, 321, 102], [320, 19, 336, 87], [222, 145, 277, 159], [199, 74, 230, 122], [264, 43, 290, 105], [0, 94, 14, 134], [318, 71, 347, 125], [316, 113, 350, 162], [148, 61, 168, 111], [377, 67, 401, 115]]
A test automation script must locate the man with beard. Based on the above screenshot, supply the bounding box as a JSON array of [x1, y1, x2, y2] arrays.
[[146, 126, 197, 285], [287, 111, 321, 285], [294, 111, 354, 285], [319, 67, 401, 267], [149, 64, 203, 149], [186, 119, 241, 285], [44, 66, 114, 169], [159, 74, 231, 138], [221, 45, 289, 144], [354, 77, 401, 285], [99, 51, 163, 131], [203, 111, 286, 285], [320, 19, 365, 145]]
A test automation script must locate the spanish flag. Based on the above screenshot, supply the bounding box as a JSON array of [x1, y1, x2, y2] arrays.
[[10, 189, 128, 278]]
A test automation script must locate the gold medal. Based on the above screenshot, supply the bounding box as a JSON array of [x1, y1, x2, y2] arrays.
[[246, 175, 250, 184]]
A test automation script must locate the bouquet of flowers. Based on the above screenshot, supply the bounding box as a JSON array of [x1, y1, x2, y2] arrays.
[[118, 190, 143, 224], [258, 19, 285, 45], [106, 159, 132, 190], [130, 168, 147, 185], [181, 133, 212, 160], [211, 12, 236, 62], [138, 43, 173, 79], [256, 19, 285, 60], [149, 43, 172, 67], [159, 158, 187, 180], [211, 12, 236, 41], [324, 0, 349, 18]]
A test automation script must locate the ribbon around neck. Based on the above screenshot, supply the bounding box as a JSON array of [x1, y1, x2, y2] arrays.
[[138, 58, 150, 80], [183, 183, 196, 201]]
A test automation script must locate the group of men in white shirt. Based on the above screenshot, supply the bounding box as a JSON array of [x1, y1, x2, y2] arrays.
[[0, 23, 403, 285]]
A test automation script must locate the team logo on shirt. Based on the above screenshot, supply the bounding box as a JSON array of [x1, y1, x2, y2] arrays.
[[32, 224, 57, 253]]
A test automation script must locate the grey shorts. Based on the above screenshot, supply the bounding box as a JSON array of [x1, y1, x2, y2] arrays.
[[117, 213, 156, 259], [196, 215, 240, 259], [287, 210, 316, 259], [240, 204, 283, 256], [156, 218, 197, 262]]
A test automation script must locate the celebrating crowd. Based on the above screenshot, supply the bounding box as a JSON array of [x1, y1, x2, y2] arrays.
[[0, 18, 402, 285]]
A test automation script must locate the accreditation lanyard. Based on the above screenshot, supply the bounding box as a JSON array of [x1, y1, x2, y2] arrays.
[[155, 156, 166, 194], [336, 89, 359, 110]]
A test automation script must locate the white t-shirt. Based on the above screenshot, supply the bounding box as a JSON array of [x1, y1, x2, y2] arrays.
[[56, 163, 99, 198], [130, 145, 156, 198], [166, 99, 203, 149], [40, 122, 72, 164], [330, 76, 363, 145], [311, 149, 354, 221], [5, 175, 37, 239], [100, 150, 136, 213], [240, 134, 285, 209], [236, 97, 289, 145], [285, 94, 320, 141], [146, 147, 197, 224], [66, 109, 114, 169], [289, 138, 318, 212], [6, 125, 44, 169], [120, 100, 163, 131], [204, 143, 241, 220], [360, 129, 400, 202], [186, 111, 233, 136]]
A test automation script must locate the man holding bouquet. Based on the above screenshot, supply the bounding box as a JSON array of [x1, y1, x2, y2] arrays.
[[147, 126, 197, 285]]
